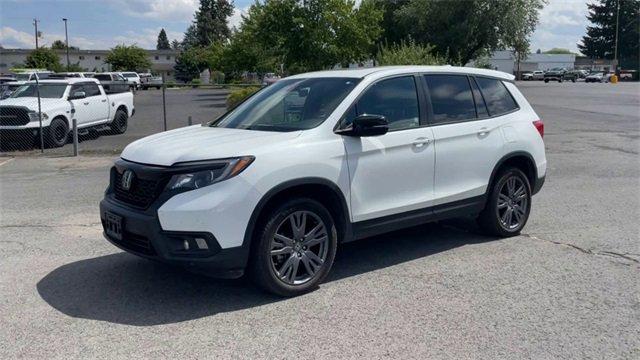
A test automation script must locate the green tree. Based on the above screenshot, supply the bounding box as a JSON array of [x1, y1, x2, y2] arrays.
[[395, 0, 546, 65], [578, 0, 639, 70], [195, 0, 234, 47], [157, 28, 171, 49], [171, 39, 181, 50], [182, 24, 200, 49], [544, 47, 576, 54], [51, 39, 79, 50], [25, 47, 62, 71], [236, 0, 382, 74], [376, 40, 445, 65], [174, 47, 206, 82], [369, 0, 410, 45], [105, 44, 151, 71]]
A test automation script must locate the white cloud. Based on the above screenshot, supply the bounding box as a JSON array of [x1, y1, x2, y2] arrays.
[[110, 0, 198, 21], [531, 0, 591, 53], [0, 26, 182, 50], [228, 6, 249, 30]]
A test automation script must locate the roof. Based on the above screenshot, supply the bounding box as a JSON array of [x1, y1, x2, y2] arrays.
[[30, 78, 100, 85], [286, 66, 515, 81]]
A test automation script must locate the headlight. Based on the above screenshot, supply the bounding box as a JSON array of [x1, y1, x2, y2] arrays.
[[165, 156, 254, 191], [27, 112, 48, 121]]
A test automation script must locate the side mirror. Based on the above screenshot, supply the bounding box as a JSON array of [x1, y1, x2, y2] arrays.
[[70, 91, 86, 100], [336, 114, 389, 137]]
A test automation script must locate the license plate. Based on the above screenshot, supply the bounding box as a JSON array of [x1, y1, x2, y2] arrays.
[[104, 212, 123, 240]]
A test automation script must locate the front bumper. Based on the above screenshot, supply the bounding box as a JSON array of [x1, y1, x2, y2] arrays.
[[100, 194, 249, 279]]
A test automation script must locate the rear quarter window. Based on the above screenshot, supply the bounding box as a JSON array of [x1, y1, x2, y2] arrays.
[[474, 77, 519, 116]]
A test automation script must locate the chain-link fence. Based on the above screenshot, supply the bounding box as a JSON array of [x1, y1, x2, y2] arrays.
[[0, 80, 261, 157]]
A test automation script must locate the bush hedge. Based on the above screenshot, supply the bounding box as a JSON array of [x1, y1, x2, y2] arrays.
[[226, 87, 261, 109]]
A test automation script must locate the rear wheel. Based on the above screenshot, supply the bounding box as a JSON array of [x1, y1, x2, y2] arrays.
[[477, 168, 532, 237], [109, 109, 128, 134], [544, 79, 549, 83], [45, 117, 69, 148], [249, 198, 337, 296]]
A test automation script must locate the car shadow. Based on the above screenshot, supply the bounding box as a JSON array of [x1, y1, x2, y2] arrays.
[[37, 220, 495, 326]]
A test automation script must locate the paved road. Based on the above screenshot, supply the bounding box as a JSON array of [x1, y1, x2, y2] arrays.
[[0, 82, 638, 359]]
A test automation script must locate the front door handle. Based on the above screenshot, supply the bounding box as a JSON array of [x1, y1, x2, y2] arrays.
[[83, 102, 90, 105], [477, 127, 489, 136], [412, 137, 431, 148], [101, 99, 107, 103]]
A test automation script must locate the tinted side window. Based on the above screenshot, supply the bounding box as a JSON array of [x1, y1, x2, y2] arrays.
[[469, 77, 489, 118], [424, 75, 476, 124], [475, 77, 518, 116], [357, 76, 419, 131], [94, 74, 110, 81], [83, 82, 101, 97], [70, 84, 84, 96]]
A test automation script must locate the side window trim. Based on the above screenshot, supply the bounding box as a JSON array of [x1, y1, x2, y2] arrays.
[[469, 76, 489, 118]]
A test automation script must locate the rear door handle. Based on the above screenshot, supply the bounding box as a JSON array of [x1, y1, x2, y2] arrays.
[[83, 102, 90, 105], [412, 137, 431, 148], [477, 127, 489, 136], [101, 99, 107, 103]]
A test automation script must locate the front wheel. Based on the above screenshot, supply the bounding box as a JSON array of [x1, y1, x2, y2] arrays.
[[249, 198, 337, 296], [109, 109, 128, 134], [45, 117, 69, 148], [544, 79, 549, 83], [477, 168, 532, 237]]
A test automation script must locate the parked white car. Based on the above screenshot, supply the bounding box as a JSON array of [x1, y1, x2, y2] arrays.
[[100, 66, 546, 296], [0, 78, 134, 147], [522, 70, 544, 81], [120, 72, 141, 90]]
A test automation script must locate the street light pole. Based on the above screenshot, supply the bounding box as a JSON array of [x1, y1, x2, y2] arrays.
[[33, 19, 39, 49], [63, 18, 70, 71], [614, 0, 620, 73]]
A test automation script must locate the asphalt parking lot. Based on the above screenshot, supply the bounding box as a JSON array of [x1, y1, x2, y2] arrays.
[[0, 82, 638, 358]]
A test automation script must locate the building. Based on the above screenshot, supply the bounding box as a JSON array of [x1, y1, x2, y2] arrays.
[[0, 48, 179, 79], [574, 56, 617, 72], [468, 50, 576, 76]]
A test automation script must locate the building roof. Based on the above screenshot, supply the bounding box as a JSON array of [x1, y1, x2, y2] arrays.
[[287, 65, 516, 81], [0, 48, 179, 55]]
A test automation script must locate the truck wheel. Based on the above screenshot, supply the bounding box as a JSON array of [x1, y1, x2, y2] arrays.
[[249, 198, 338, 297], [109, 109, 128, 134], [558, 78, 563, 83], [544, 79, 549, 83], [45, 117, 69, 148]]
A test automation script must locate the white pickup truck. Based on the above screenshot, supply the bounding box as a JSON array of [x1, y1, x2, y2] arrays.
[[0, 78, 134, 147]]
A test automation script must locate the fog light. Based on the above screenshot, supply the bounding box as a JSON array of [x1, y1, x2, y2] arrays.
[[194, 237, 208, 250]]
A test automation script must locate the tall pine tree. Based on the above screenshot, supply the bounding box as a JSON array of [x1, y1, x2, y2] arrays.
[[195, 0, 234, 47], [157, 29, 171, 50], [578, 0, 639, 70]]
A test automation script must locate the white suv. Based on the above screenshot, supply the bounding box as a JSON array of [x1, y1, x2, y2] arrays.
[[100, 66, 546, 296]]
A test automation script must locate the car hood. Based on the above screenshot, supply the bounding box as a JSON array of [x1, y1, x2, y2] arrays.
[[121, 125, 302, 166], [0, 97, 65, 111]]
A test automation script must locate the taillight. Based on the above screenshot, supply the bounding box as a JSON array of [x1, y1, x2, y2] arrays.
[[533, 120, 544, 138]]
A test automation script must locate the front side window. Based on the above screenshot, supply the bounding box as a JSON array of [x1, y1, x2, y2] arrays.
[[475, 77, 518, 116], [11, 84, 67, 98], [424, 74, 476, 124], [213, 77, 359, 132], [354, 76, 420, 131], [83, 82, 101, 97], [93, 74, 110, 81]]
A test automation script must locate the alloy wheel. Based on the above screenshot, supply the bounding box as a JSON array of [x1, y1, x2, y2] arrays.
[[496, 176, 528, 230], [269, 210, 329, 285]]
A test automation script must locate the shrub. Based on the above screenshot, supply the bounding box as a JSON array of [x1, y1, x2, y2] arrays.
[[376, 40, 446, 66], [191, 78, 201, 88], [226, 87, 261, 109]]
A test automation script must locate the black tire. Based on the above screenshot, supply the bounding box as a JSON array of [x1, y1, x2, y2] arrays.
[[544, 79, 549, 83], [249, 198, 338, 297], [558, 78, 563, 83], [572, 78, 576, 83], [45, 117, 69, 148], [477, 168, 532, 237], [109, 109, 128, 134]]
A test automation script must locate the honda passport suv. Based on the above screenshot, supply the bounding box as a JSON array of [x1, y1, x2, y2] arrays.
[[100, 66, 546, 296]]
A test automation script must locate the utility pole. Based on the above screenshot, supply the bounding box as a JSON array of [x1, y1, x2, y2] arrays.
[[614, 0, 621, 73], [33, 19, 39, 49], [63, 18, 70, 71]]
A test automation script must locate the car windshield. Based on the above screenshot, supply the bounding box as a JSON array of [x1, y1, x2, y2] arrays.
[[212, 77, 360, 132], [10, 84, 68, 98]]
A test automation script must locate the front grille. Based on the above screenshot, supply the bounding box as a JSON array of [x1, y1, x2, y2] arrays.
[[113, 169, 164, 208], [0, 106, 30, 126]]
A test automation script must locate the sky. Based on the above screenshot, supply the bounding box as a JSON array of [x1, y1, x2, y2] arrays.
[[0, 0, 591, 54]]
